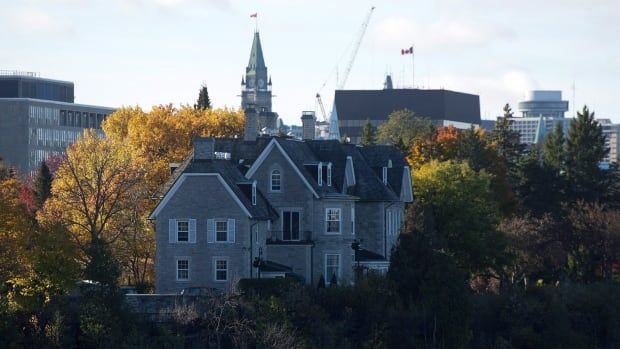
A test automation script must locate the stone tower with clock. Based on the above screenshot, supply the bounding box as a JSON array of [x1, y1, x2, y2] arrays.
[[241, 31, 273, 115]]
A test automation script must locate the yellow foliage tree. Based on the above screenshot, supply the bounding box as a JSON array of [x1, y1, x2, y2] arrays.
[[38, 130, 146, 261], [0, 178, 31, 284]]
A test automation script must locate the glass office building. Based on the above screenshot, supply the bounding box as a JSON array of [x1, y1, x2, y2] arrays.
[[0, 71, 115, 174]]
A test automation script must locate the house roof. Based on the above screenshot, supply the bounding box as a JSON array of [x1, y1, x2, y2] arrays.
[[259, 260, 292, 273], [155, 158, 277, 220], [356, 248, 386, 262]]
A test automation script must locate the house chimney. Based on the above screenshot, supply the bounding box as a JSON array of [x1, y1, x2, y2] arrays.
[[244, 106, 258, 141], [301, 111, 315, 140], [193, 137, 215, 160]]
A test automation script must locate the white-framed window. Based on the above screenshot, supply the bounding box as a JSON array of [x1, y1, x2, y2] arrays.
[[325, 254, 341, 285], [176, 258, 189, 281], [252, 180, 257, 205], [351, 206, 355, 235], [318, 162, 323, 186], [382, 166, 388, 185], [327, 163, 332, 186], [177, 220, 189, 242], [270, 170, 281, 191], [168, 219, 196, 243], [325, 208, 341, 234], [207, 219, 236, 243], [216, 221, 228, 242], [282, 210, 301, 241], [214, 258, 228, 282]]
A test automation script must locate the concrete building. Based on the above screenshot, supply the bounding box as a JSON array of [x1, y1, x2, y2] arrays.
[[0, 71, 115, 174], [333, 76, 481, 144], [518, 90, 569, 118], [599, 119, 620, 163]]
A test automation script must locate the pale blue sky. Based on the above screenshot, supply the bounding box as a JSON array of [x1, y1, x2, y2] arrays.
[[2, 0, 619, 125]]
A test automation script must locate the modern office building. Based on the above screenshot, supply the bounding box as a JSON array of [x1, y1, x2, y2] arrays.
[[333, 77, 481, 144], [0, 71, 115, 174], [508, 116, 572, 144], [518, 90, 569, 118], [599, 119, 620, 163]]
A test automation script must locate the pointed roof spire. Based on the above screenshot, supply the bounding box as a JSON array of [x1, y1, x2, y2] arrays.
[[247, 31, 266, 73]]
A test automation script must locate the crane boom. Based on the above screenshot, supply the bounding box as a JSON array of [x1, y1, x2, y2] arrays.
[[316, 93, 328, 121], [337, 6, 375, 90]]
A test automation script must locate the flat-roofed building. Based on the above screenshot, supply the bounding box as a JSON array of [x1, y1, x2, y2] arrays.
[[0, 71, 115, 174]]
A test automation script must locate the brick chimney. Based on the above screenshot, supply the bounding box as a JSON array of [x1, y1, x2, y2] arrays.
[[301, 111, 315, 140], [193, 137, 215, 160], [244, 106, 258, 141]]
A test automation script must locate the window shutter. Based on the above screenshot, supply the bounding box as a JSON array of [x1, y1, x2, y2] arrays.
[[189, 219, 197, 243], [228, 219, 235, 243], [207, 219, 215, 243], [168, 219, 176, 243]]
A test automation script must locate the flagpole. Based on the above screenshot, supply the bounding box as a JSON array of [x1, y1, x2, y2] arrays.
[[411, 45, 415, 89]]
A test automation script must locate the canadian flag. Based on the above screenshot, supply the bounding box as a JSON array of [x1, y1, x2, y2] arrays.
[[401, 46, 413, 55], [250, 13, 257, 18]]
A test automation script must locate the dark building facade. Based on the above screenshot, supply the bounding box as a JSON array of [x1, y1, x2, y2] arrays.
[[0, 72, 115, 174], [334, 87, 481, 143]]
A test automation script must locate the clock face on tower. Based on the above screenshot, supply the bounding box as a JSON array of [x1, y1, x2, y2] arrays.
[[248, 78, 255, 88], [258, 78, 265, 88]]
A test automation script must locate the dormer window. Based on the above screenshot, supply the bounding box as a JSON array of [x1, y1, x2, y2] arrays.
[[382, 166, 388, 185], [388, 159, 393, 168], [252, 180, 257, 205], [270, 170, 281, 191], [318, 162, 323, 186], [327, 163, 332, 186]]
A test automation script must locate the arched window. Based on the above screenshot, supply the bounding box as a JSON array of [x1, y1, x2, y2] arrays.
[[270, 170, 281, 191]]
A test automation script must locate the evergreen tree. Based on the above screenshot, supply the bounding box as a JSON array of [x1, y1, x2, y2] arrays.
[[84, 237, 121, 287], [33, 161, 52, 209], [360, 120, 376, 146], [503, 103, 514, 118], [491, 116, 524, 167], [543, 122, 565, 172], [194, 84, 212, 110], [565, 105, 608, 202]]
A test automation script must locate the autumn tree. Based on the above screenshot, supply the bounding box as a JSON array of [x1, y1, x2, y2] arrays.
[[0, 178, 31, 285], [360, 120, 376, 146], [413, 160, 508, 276], [38, 130, 145, 271]]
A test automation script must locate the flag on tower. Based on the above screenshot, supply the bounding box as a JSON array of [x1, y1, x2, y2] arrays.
[[250, 13, 257, 18], [401, 46, 413, 55]]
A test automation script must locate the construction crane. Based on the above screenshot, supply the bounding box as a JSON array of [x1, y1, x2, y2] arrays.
[[315, 6, 375, 139]]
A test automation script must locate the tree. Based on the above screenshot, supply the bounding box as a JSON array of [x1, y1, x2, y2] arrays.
[[413, 160, 508, 276], [0, 178, 31, 285], [565, 105, 608, 202], [360, 120, 376, 146], [502, 103, 514, 118], [38, 130, 145, 269], [514, 148, 563, 217], [376, 109, 433, 153], [33, 161, 52, 209], [543, 121, 565, 172], [195, 84, 212, 110]]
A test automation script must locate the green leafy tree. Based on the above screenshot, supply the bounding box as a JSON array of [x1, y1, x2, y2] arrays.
[[565, 106, 608, 202], [33, 161, 52, 209], [413, 160, 508, 275], [503, 103, 514, 118], [376, 109, 433, 153], [195, 83, 212, 109], [360, 120, 376, 146], [515, 148, 563, 217]]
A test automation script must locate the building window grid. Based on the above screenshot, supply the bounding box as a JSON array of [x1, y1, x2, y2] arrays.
[[177, 259, 189, 281], [215, 221, 228, 242], [326, 208, 341, 234], [177, 220, 189, 242], [325, 254, 341, 285], [270, 170, 281, 191], [215, 259, 228, 282]]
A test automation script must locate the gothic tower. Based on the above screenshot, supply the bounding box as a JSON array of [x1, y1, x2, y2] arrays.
[[241, 31, 273, 113]]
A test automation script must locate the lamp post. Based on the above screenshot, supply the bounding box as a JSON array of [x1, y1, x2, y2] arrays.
[[351, 240, 362, 282]]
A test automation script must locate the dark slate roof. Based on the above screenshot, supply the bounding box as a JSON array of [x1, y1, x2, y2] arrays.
[[247, 32, 266, 74], [158, 157, 277, 220], [334, 89, 481, 137], [340, 144, 399, 202], [359, 145, 408, 197], [356, 248, 386, 262], [259, 260, 292, 273], [165, 136, 406, 205]]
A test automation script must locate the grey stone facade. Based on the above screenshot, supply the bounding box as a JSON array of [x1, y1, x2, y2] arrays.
[[151, 134, 412, 293]]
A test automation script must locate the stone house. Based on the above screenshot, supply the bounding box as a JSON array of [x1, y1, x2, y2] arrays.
[[149, 111, 412, 293]]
